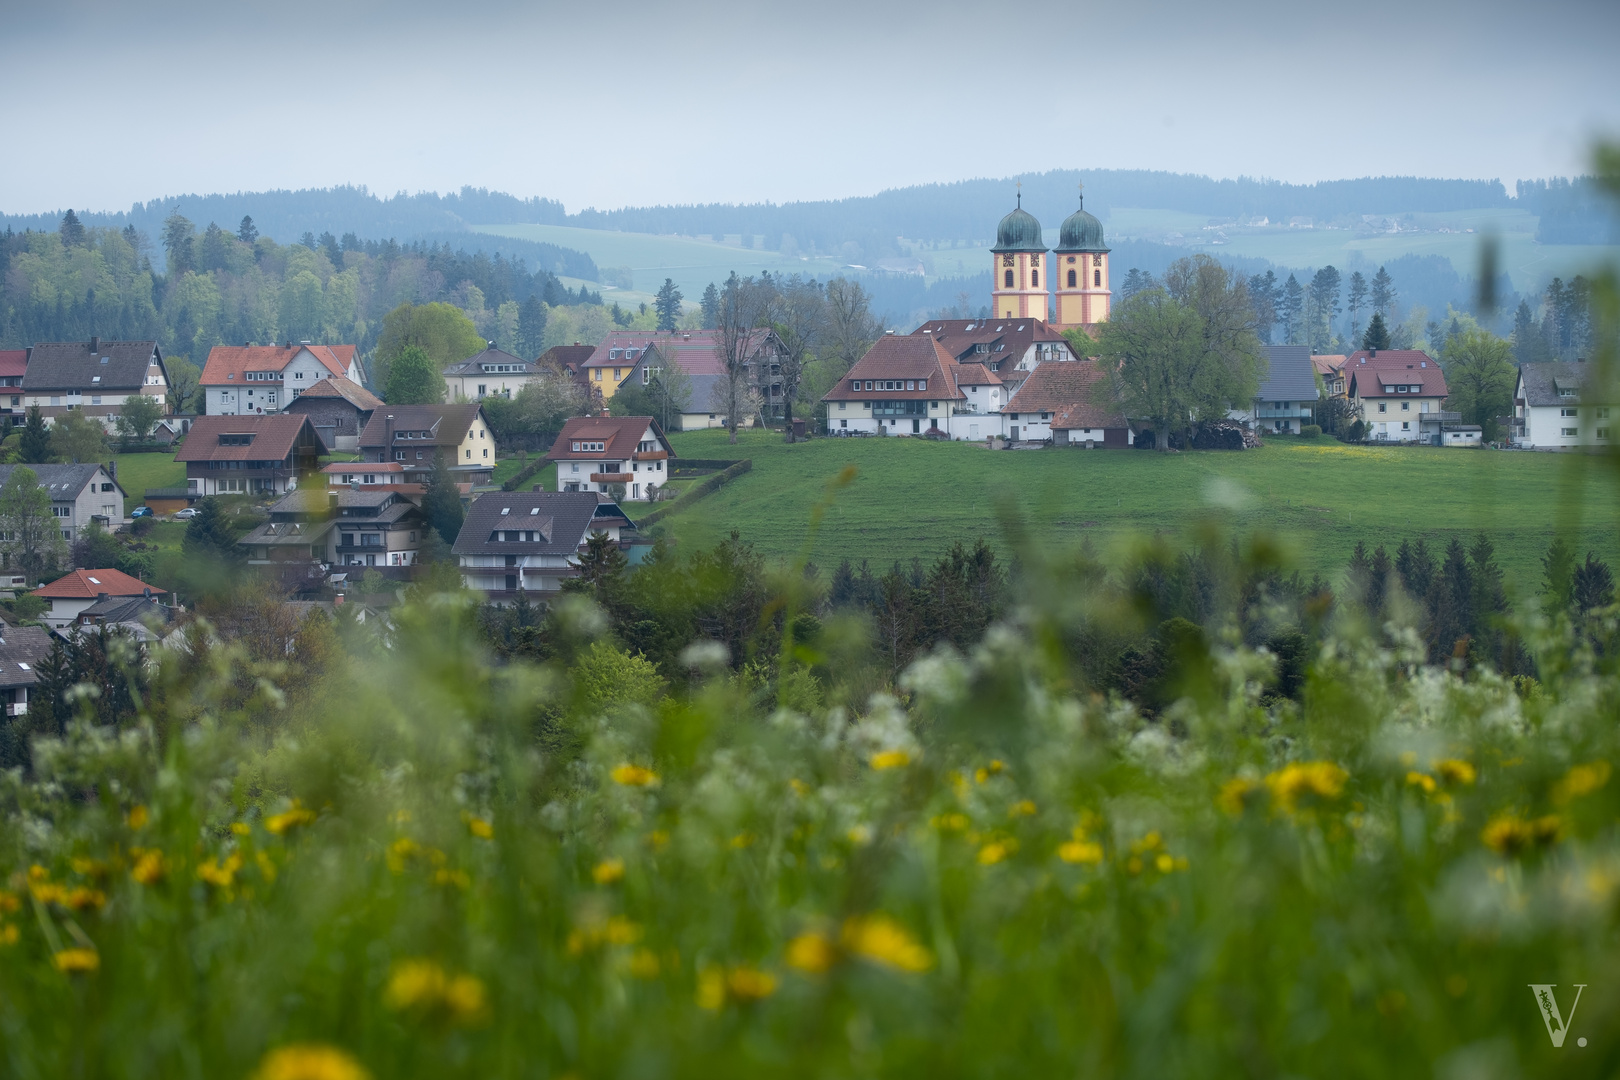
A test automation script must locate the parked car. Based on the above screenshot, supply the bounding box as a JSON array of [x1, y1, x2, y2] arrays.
[[130, 506, 153, 518], [172, 507, 200, 520]]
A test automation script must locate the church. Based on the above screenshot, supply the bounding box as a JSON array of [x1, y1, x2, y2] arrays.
[[990, 191, 1111, 328]]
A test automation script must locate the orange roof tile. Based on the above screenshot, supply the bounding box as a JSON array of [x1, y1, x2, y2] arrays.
[[32, 568, 165, 599]]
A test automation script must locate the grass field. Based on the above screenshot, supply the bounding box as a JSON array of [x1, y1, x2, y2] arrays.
[[110, 452, 185, 515], [653, 430, 1620, 585]]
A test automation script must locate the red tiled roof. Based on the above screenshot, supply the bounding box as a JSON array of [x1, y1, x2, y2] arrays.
[[0, 350, 27, 378], [821, 335, 966, 402], [1346, 351, 1448, 398], [538, 345, 597, 369], [174, 414, 319, 462], [909, 317, 1072, 363], [292, 374, 382, 410], [544, 416, 673, 461], [1006, 360, 1119, 417], [32, 568, 166, 600], [953, 362, 1003, 387], [201, 344, 356, 386]]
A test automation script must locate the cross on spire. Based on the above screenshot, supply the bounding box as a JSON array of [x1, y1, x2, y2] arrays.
[[1077, 181, 1084, 208], [1016, 180, 1022, 208]]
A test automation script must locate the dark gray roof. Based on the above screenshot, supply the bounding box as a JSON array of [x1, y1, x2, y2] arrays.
[[1256, 345, 1319, 403], [452, 491, 627, 557], [23, 340, 163, 393], [269, 488, 417, 516], [357, 404, 484, 451], [0, 625, 52, 689], [1518, 361, 1607, 407], [79, 595, 173, 624], [0, 463, 122, 502], [444, 347, 537, 376]]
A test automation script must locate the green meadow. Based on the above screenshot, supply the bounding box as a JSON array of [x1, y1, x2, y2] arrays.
[[655, 430, 1620, 584]]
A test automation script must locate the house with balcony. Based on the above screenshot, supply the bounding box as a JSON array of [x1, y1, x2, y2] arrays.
[[0, 463, 126, 541], [356, 404, 496, 485], [545, 416, 674, 501], [0, 349, 28, 427], [1347, 349, 1449, 444], [0, 624, 54, 718], [30, 568, 167, 629], [1232, 345, 1319, 433], [821, 334, 967, 436], [452, 491, 635, 600], [22, 338, 169, 428], [443, 345, 543, 402], [176, 415, 323, 496], [238, 487, 429, 575], [1513, 361, 1617, 449], [200, 342, 363, 417]]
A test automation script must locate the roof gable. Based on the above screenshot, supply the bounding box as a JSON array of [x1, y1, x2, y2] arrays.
[[290, 374, 383, 410], [1005, 360, 1117, 416], [201, 344, 356, 385], [1257, 345, 1320, 401], [32, 568, 166, 599], [452, 491, 628, 556], [23, 340, 160, 392], [544, 416, 672, 459], [357, 404, 485, 449], [0, 463, 120, 500], [822, 335, 965, 401], [175, 414, 320, 461]]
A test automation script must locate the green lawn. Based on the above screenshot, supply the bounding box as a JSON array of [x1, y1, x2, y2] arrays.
[[491, 456, 557, 491], [110, 452, 185, 515], [654, 430, 1620, 585]]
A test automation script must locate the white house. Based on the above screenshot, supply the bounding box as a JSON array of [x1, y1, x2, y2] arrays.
[[1513, 361, 1616, 449], [0, 463, 126, 541], [1231, 344, 1319, 433], [200, 343, 363, 417], [21, 338, 170, 429], [1346, 349, 1450, 444], [452, 491, 634, 600], [30, 568, 167, 629], [821, 333, 966, 436], [443, 345, 543, 402], [544, 416, 674, 501]]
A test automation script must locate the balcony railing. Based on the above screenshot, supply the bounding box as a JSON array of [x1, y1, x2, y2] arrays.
[[590, 473, 633, 484], [1256, 407, 1315, 418], [632, 450, 668, 461]]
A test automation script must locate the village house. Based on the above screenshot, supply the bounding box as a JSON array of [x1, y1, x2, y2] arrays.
[[1513, 360, 1616, 449], [537, 344, 600, 401], [0, 463, 126, 541], [30, 568, 167, 629], [175, 414, 323, 497], [0, 349, 28, 427], [237, 486, 429, 574], [584, 329, 788, 421], [0, 623, 54, 717], [452, 491, 635, 600], [821, 333, 966, 436], [1347, 349, 1450, 444], [1002, 359, 1127, 444], [62, 594, 175, 643], [443, 345, 542, 402], [21, 338, 169, 427], [545, 416, 674, 502], [611, 334, 733, 430], [357, 404, 495, 485], [1232, 345, 1319, 434], [200, 343, 363, 417], [283, 375, 382, 452], [1312, 354, 1348, 398]]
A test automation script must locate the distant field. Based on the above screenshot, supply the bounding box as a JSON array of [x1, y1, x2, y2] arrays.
[[470, 224, 847, 299], [1101, 207, 1620, 292], [653, 430, 1619, 587]]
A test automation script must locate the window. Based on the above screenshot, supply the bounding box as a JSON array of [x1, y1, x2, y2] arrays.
[[465, 449, 471, 459], [609, 349, 622, 360], [1378, 403, 1387, 413], [1004, 270, 1014, 288], [1562, 427, 1579, 437], [838, 402, 845, 411], [593, 369, 602, 381], [1599, 408, 1611, 419], [1031, 270, 1038, 288], [1561, 408, 1578, 417], [478, 384, 486, 396], [1401, 402, 1410, 411], [1067, 269, 1076, 288], [1599, 428, 1611, 440], [91, 396, 101, 405], [1402, 422, 1410, 430], [840, 419, 847, 428]]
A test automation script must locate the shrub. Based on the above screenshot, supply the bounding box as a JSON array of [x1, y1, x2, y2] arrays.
[[1299, 424, 1322, 438]]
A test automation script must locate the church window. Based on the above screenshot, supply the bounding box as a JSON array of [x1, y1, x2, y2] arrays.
[[1031, 270, 1038, 287], [1004, 270, 1014, 288], [1067, 269, 1076, 288], [1094, 270, 1102, 287]]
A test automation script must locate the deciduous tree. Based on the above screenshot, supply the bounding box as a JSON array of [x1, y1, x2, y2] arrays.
[[769, 275, 826, 440], [715, 273, 772, 444], [0, 467, 66, 583], [385, 344, 446, 405], [1441, 329, 1516, 437], [115, 394, 164, 446], [51, 409, 109, 464]]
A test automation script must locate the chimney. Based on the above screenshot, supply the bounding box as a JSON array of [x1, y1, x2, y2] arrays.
[[328, 490, 339, 509], [1369, 348, 1377, 358], [143, 587, 151, 599], [89, 336, 99, 353], [532, 483, 545, 492]]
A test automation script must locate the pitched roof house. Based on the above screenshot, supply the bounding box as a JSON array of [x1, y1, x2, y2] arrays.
[[452, 491, 635, 600], [1232, 345, 1319, 433], [910, 318, 1076, 373], [22, 339, 169, 426], [31, 568, 167, 629], [1003, 360, 1127, 444], [1312, 354, 1348, 398], [238, 486, 429, 581], [175, 414, 323, 496], [0, 624, 54, 717], [822, 334, 967, 436], [0, 349, 28, 426], [357, 404, 495, 485], [584, 329, 788, 420], [544, 416, 674, 501], [443, 345, 542, 403], [283, 374, 383, 452], [0, 463, 126, 541], [62, 595, 176, 643], [200, 343, 362, 417], [1346, 350, 1450, 444], [1513, 361, 1617, 449]]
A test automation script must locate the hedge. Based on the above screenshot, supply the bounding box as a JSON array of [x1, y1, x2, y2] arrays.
[[502, 458, 545, 492], [637, 459, 751, 526]]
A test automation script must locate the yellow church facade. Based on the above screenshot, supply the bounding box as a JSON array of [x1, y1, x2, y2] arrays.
[[990, 193, 1111, 329]]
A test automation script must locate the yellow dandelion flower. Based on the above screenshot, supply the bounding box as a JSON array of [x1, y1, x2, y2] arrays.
[[592, 858, 625, 885], [974, 767, 988, 784], [384, 959, 447, 1011], [466, 817, 494, 840], [52, 948, 99, 973], [729, 832, 755, 849], [432, 868, 471, 890], [28, 865, 49, 883], [647, 829, 670, 850], [197, 852, 243, 889], [1555, 761, 1612, 804], [1009, 799, 1037, 818], [869, 749, 911, 770], [1155, 853, 1175, 873], [697, 966, 726, 1010], [605, 916, 642, 945], [1482, 813, 1562, 856], [1265, 761, 1348, 815], [628, 948, 662, 978], [231, 822, 253, 836], [726, 966, 777, 1001], [930, 813, 969, 831], [1406, 771, 1437, 794], [846, 825, 872, 846], [71, 857, 109, 878], [1434, 759, 1477, 786], [987, 760, 1005, 774], [64, 886, 106, 911], [611, 764, 659, 787], [265, 803, 317, 836], [0, 889, 21, 914], [256, 850, 278, 884], [1058, 839, 1104, 864], [386, 838, 419, 873], [785, 931, 836, 974], [251, 1043, 371, 1080], [127, 805, 149, 829], [789, 778, 810, 796], [1126, 856, 1143, 875], [977, 840, 1013, 865], [444, 974, 488, 1024], [842, 914, 933, 973], [28, 881, 63, 905], [1217, 777, 1261, 816], [0, 924, 18, 947]]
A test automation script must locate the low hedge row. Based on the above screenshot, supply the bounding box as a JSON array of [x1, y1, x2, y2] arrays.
[[637, 459, 751, 526], [502, 458, 544, 492]]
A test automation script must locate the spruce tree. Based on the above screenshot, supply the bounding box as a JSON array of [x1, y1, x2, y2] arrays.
[[1346, 541, 1372, 612], [181, 497, 242, 564], [517, 294, 547, 358], [18, 406, 51, 464], [1540, 536, 1577, 617], [654, 278, 683, 332], [700, 283, 721, 329], [1362, 312, 1391, 351], [59, 209, 86, 247], [1370, 265, 1395, 317], [1395, 537, 1436, 601], [1369, 545, 1392, 620], [237, 215, 258, 244], [1573, 553, 1616, 614], [422, 451, 465, 546], [162, 212, 196, 276], [1346, 271, 1368, 340], [1280, 274, 1304, 344]]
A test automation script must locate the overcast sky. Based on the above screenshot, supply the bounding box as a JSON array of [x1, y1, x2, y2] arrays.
[[3, 0, 1618, 215]]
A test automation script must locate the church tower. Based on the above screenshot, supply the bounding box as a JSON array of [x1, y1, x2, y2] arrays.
[[1053, 192, 1111, 326], [990, 193, 1048, 321]]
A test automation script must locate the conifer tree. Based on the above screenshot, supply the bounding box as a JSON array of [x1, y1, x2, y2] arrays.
[[59, 209, 86, 247], [654, 278, 683, 332], [17, 406, 51, 464], [237, 215, 258, 244], [1280, 274, 1304, 344], [1346, 271, 1368, 341], [700, 282, 721, 329], [517, 294, 547, 358], [162, 212, 196, 276], [1361, 312, 1391, 351], [1395, 537, 1435, 602], [422, 451, 465, 546], [1370, 265, 1395, 317], [1540, 536, 1577, 617], [1573, 553, 1615, 614]]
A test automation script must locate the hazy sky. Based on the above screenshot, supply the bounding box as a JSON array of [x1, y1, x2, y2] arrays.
[[4, 0, 1618, 215]]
